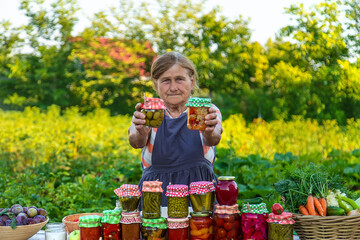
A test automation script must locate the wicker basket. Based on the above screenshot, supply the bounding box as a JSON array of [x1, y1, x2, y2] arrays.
[[62, 212, 103, 234], [293, 213, 360, 240], [0, 217, 49, 240]]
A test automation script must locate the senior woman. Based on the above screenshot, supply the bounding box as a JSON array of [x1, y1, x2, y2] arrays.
[[128, 51, 223, 206]]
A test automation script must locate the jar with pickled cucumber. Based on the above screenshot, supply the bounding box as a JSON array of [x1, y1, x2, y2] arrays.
[[114, 184, 141, 212], [213, 204, 241, 240], [189, 181, 215, 214], [185, 97, 212, 130], [140, 97, 166, 128], [141, 217, 167, 240], [190, 212, 213, 240], [267, 212, 294, 240], [166, 184, 189, 218], [142, 181, 163, 219], [167, 217, 189, 240], [120, 211, 142, 240]]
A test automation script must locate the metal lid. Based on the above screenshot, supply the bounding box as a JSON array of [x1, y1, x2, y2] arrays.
[[218, 176, 235, 181], [190, 212, 211, 217]]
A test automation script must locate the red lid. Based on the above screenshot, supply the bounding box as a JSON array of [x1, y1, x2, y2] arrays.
[[214, 204, 240, 214], [141, 97, 166, 110], [166, 184, 189, 197], [114, 184, 141, 197], [267, 212, 294, 224], [142, 181, 163, 192], [189, 181, 215, 194]]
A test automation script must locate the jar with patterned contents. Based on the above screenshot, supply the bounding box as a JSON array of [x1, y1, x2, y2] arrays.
[[141, 97, 166, 128], [241, 203, 269, 240], [267, 212, 294, 240], [166, 184, 189, 218], [79, 215, 102, 240], [185, 97, 212, 130], [114, 184, 141, 212], [142, 181, 163, 219], [215, 176, 238, 206], [213, 204, 241, 240], [101, 209, 121, 240], [189, 212, 213, 240], [189, 181, 215, 214], [167, 217, 189, 240], [120, 211, 142, 240], [141, 217, 167, 240]]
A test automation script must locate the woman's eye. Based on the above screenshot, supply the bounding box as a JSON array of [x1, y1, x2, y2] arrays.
[[161, 79, 170, 83]]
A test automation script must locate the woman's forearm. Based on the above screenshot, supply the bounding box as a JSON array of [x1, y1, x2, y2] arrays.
[[128, 125, 149, 148], [203, 123, 222, 146]]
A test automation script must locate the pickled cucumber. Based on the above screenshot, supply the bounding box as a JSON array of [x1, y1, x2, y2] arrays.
[[141, 109, 164, 128], [119, 196, 140, 212]]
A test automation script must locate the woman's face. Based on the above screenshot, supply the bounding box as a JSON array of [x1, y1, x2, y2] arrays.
[[155, 64, 194, 107]]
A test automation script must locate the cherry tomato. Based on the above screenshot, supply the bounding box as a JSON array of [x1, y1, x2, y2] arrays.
[[223, 214, 235, 222], [224, 222, 233, 231], [217, 228, 227, 238], [226, 229, 237, 238], [215, 217, 225, 227]]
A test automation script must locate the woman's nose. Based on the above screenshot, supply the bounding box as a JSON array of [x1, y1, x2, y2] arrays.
[[169, 81, 178, 91]]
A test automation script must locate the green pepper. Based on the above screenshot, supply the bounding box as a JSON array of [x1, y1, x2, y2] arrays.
[[340, 196, 360, 210], [337, 196, 352, 214]]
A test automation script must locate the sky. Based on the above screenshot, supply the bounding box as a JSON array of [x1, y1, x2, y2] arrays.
[[0, 0, 317, 45]]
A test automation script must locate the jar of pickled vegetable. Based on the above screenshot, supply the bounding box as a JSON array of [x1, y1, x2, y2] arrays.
[[213, 204, 241, 240], [241, 203, 269, 240], [189, 181, 215, 214], [167, 217, 189, 240], [142, 180, 163, 219], [190, 212, 213, 240], [114, 184, 141, 212], [267, 212, 294, 240], [120, 211, 142, 240], [166, 184, 189, 218], [215, 176, 238, 206], [141, 97, 166, 128], [185, 97, 212, 130], [101, 209, 121, 240], [141, 217, 167, 240], [79, 215, 102, 240]]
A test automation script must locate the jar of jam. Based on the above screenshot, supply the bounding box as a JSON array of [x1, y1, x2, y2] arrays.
[[185, 97, 212, 130], [189, 181, 215, 213], [101, 209, 121, 240], [215, 176, 238, 206], [190, 212, 213, 240], [167, 217, 189, 240], [213, 204, 241, 240], [120, 211, 142, 240], [267, 212, 294, 240], [166, 184, 189, 218], [79, 215, 102, 240], [140, 97, 166, 128], [142, 180, 163, 219], [241, 203, 269, 240], [114, 184, 141, 212], [141, 217, 167, 240]]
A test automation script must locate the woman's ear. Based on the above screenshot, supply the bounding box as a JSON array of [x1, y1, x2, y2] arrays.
[[190, 76, 195, 91]]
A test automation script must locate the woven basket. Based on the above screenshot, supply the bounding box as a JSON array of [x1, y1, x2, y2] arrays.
[[62, 212, 103, 234], [0, 217, 49, 240], [293, 213, 360, 240]]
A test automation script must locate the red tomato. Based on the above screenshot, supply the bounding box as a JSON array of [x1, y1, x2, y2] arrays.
[[223, 214, 235, 222], [215, 217, 225, 227], [217, 228, 227, 238], [224, 222, 233, 231], [226, 229, 237, 238]]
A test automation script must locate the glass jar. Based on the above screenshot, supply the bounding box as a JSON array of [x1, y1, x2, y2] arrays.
[[267, 212, 294, 240], [120, 211, 142, 240], [167, 217, 189, 240], [241, 203, 269, 240], [185, 97, 212, 130], [114, 184, 141, 212], [166, 184, 189, 218], [141, 217, 167, 240], [213, 204, 241, 240], [141, 97, 166, 128], [45, 223, 66, 240], [142, 180, 163, 219], [101, 209, 121, 240], [79, 215, 102, 240], [215, 176, 239, 206], [190, 212, 213, 240], [189, 181, 215, 213]]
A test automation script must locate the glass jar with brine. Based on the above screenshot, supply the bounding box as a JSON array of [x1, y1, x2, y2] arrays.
[[142, 180, 163, 219], [141, 217, 167, 240], [141, 97, 166, 128], [166, 184, 189, 218], [185, 97, 212, 130], [167, 217, 189, 240], [267, 212, 294, 240], [114, 184, 141, 212], [189, 181, 215, 214]]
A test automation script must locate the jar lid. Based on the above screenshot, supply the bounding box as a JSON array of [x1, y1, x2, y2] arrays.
[[142, 217, 167, 229], [214, 204, 240, 214], [79, 215, 102, 228], [114, 184, 142, 197], [189, 181, 215, 194], [218, 176, 235, 181], [101, 210, 121, 224], [141, 97, 166, 110], [167, 217, 189, 229], [120, 211, 142, 224], [186, 97, 212, 108], [166, 184, 189, 197], [142, 181, 163, 192], [190, 212, 211, 217], [241, 203, 269, 214], [267, 212, 294, 224]]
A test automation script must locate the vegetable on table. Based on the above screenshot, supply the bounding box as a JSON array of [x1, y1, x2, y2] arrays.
[[313, 197, 325, 216], [337, 196, 352, 214], [339, 196, 360, 210], [319, 198, 327, 216], [299, 205, 309, 215], [306, 195, 317, 216], [326, 206, 345, 216]]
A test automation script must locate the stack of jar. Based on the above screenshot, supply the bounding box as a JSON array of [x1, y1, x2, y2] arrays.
[[214, 176, 241, 240], [141, 181, 167, 240]]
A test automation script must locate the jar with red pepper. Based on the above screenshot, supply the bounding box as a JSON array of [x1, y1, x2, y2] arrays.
[[114, 184, 141, 212], [185, 97, 212, 130], [79, 215, 102, 240], [189, 212, 213, 240], [101, 209, 121, 240], [215, 176, 238, 206], [189, 181, 215, 214], [213, 204, 241, 240], [120, 211, 142, 240], [167, 217, 189, 240], [166, 184, 189, 218]]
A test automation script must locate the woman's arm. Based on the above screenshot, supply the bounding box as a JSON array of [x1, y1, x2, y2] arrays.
[[128, 103, 151, 148], [202, 107, 223, 146]]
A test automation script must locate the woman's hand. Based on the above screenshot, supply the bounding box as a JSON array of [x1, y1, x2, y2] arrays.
[[128, 103, 151, 148], [202, 107, 222, 146]]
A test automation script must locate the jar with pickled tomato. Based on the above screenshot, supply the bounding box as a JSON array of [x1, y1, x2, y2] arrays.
[[101, 209, 121, 240], [241, 203, 269, 240], [114, 184, 141, 212], [189, 181, 215, 214], [141, 97, 166, 128], [267, 212, 294, 240], [79, 215, 102, 240], [215, 176, 238, 206], [141, 217, 167, 240], [213, 204, 241, 240], [166, 184, 189, 218], [190, 212, 213, 240], [185, 97, 212, 130], [167, 217, 189, 240], [142, 180, 163, 219], [120, 211, 142, 240]]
